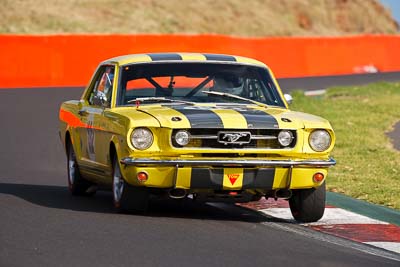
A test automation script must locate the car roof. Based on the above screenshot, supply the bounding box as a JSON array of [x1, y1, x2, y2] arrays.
[[102, 53, 268, 68]]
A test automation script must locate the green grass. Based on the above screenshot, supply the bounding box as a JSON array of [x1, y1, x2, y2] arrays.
[[291, 82, 400, 210]]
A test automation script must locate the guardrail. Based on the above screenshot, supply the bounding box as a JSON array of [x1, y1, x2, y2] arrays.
[[1, 34, 399, 88]]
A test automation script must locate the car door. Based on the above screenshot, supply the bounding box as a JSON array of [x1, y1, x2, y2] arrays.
[[77, 65, 115, 180]]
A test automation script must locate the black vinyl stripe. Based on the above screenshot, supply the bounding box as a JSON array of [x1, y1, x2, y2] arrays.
[[171, 107, 224, 128], [237, 109, 278, 129], [254, 168, 275, 189], [148, 53, 182, 61], [242, 169, 255, 189], [190, 168, 223, 189], [243, 168, 275, 189], [203, 54, 236, 62]]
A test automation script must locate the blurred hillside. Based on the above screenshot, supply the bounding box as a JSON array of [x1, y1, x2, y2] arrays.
[[1, 0, 398, 35]]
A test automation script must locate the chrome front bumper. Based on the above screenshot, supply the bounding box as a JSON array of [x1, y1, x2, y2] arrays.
[[120, 157, 336, 168]]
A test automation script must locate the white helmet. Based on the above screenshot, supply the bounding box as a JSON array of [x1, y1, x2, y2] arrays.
[[213, 75, 244, 95]]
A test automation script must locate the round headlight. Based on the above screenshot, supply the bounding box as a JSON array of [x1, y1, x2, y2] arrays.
[[131, 128, 153, 150], [309, 130, 331, 152], [175, 130, 190, 146], [278, 130, 294, 147]]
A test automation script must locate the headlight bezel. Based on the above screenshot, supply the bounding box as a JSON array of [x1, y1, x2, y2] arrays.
[[130, 127, 154, 150], [309, 129, 331, 152]]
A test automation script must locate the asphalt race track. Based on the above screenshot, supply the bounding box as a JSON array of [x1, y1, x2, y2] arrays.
[[1, 74, 400, 267]]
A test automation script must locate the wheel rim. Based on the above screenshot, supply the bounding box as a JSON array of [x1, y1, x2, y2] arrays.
[[113, 161, 124, 203], [68, 148, 76, 186]]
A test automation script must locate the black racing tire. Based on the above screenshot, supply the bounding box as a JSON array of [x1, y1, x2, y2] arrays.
[[112, 155, 149, 213], [66, 141, 96, 196], [289, 182, 326, 223]]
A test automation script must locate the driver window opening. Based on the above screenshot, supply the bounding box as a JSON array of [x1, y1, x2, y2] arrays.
[[89, 66, 115, 107]]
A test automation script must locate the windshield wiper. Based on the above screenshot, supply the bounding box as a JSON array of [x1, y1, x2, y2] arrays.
[[202, 91, 267, 108], [127, 97, 195, 105]]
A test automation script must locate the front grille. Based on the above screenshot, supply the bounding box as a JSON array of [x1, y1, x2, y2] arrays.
[[171, 129, 296, 149]]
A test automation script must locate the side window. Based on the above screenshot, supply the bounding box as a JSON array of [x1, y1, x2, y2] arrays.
[[88, 66, 115, 107]]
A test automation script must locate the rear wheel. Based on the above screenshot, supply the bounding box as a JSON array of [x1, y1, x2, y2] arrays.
[[112, 155, 149, 213], [67, 141, 95, 196], [289, 182, 326, 223]]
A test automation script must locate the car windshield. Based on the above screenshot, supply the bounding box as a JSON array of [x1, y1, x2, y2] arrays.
[[117, 63, 285, 107]]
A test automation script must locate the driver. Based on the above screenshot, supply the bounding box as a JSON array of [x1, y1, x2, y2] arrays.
[[212, 75, 244, 95]]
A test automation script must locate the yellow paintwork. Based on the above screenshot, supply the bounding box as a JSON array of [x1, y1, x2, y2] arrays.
[[120, 165, 328, 190], [212, 109, 248, 128], [103, 53, 267, 67], [59, 53, 335, 198]]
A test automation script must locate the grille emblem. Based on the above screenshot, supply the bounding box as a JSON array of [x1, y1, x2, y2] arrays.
[[218, 131, 251, 145]]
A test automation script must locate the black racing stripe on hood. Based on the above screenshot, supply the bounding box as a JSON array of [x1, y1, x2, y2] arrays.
[[170, 106, 224, 128], [236, 109, 278, 129], [148, 53, 182, 61]]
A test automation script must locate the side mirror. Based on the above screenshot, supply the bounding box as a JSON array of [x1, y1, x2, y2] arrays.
[[93, 94, 108, 107], [284, 94, 293, 105]]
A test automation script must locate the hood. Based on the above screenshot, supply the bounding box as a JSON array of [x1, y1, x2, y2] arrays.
[[136, 104, 302, 129], [275, 110, 332, 129]]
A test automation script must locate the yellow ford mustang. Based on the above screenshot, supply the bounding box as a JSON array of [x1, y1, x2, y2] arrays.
[[59, 53, 335, 222]]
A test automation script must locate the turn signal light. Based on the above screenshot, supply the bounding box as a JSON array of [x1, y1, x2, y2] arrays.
[[313, 172, 325, 182], [137, 172, 148, 182]]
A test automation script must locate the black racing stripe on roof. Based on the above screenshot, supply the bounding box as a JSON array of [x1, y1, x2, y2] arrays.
[[203, 54, 237, 62], [148, 53, 183, 61], [237, 109, 279, 129], [170, 106, 224, 128]]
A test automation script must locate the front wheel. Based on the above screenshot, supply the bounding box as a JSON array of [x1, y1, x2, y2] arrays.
[[112, 155, 149, 213], [289, 182, 326, 223]]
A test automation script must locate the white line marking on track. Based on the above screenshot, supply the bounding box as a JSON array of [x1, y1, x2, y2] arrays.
[[304, 89, 326, 96], [364, 242, 400, 254], [259, 208, 389, 225]]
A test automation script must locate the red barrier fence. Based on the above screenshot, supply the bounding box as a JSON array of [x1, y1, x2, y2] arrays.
[[1, 34, 399, 88]]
